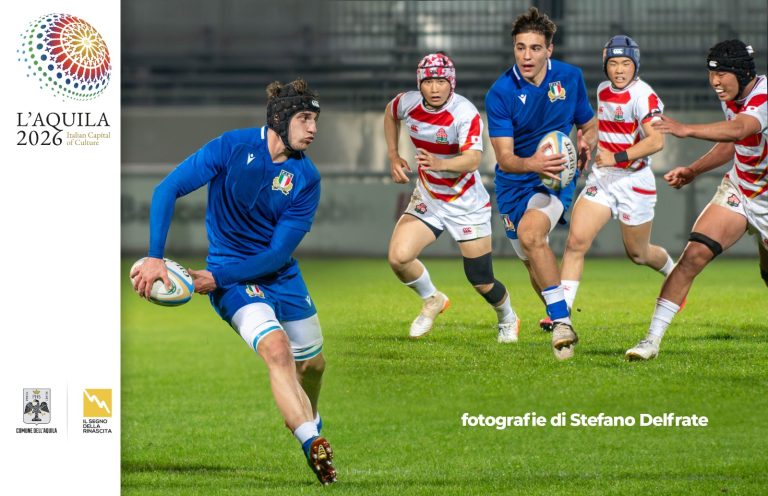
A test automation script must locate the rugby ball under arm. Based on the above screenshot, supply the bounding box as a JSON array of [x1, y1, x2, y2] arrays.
[[130, 257, 194, 306], [537, 130, 578, 191]]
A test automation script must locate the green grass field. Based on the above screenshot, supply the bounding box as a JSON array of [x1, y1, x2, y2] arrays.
[[122, 257, 767, 495]]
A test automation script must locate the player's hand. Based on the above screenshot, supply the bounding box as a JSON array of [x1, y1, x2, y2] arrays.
[[576, 128, 591, 171], [131, 257, 169, 300], [594, 147, 616, 168], [527, 146, 566, 181], [651, 115, 690, 138], [188, 269, 217, 295], [664, 166, 696, 189], [389, 153, 412, 184], [415, 148, 444, 171]]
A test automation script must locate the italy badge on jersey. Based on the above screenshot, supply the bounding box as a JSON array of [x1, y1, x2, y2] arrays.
[[272, 170, 294, 195], [548, 81, 566, 102]]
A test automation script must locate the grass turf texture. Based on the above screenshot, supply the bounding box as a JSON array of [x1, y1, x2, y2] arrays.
[[122, 257, 767, 495]]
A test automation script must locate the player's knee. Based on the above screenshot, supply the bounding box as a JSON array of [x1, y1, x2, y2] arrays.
[[678, 243, 713, 274], [257, 332, 294, 369], [625, 247, 648, 266], [387, 246, 414, 272], [565, 231, 592, 255], [517, 229, 546, 251], [463, 253, 494, 287]]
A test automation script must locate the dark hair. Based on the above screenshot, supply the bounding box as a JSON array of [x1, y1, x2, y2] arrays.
[[510, 7, 557, 46], [266, 79, 317, 101]]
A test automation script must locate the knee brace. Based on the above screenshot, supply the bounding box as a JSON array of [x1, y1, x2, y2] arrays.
[[463, 253, 495, 286], [688, 232, 723, 258], [482, 280, 508, 305]]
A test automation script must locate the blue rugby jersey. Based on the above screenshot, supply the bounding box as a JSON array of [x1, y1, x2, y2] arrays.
[[486, 59, 594, 193], [148, 126, 320, 286]]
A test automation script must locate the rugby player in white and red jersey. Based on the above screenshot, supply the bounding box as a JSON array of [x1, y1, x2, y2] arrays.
[[559, 36, 675, 318], [626, 39, 768, 360], [384, 52, 521, 343]]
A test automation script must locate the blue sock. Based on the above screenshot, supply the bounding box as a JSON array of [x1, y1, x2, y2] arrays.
[[302, 436, 318, 458], [542, 285, 571, 323]]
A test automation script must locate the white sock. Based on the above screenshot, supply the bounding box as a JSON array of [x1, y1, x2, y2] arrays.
[[561, 279, 580, 311], [494, 293, 517, 323], [314, 412, 321, 425], [293, 421, 319, 444], [541, 285, 571, 325], [659, 254, 674, 277], [404, 266, 437, 299], [648, 297, 680, 341]]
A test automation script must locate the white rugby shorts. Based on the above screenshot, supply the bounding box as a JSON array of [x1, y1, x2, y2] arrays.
[[579, 166, 657, 226], [404, 187, 491, 242]]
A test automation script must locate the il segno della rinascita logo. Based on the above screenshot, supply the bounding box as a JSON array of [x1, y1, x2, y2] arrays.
[[17, 13, 111, 101]]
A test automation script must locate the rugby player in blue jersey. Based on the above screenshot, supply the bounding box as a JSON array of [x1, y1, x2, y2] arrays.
[[486, 7, 597, 360], [131, 79, 336, 485]]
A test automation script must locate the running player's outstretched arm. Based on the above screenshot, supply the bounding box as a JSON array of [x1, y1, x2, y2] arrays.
[[133, 136, 228, 298], [664, 142, 736, 189], [652, 113, 762, 142]]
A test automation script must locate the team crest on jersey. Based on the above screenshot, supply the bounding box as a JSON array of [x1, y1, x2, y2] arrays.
[[501, 214, 515, 232], [415, 202, 427, 214], [436, 128, 449, 144], [614, 106, 625, 122], [245, 284, 265, 298], [585, 186, 598, 197], [726, 194, 741, 207], [548, 81, 566, 102], [272, 170, 294, 195]]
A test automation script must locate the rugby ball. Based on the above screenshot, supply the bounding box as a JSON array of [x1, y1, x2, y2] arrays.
[[537, 130, 578, 190], [130, 257, 194, 307]]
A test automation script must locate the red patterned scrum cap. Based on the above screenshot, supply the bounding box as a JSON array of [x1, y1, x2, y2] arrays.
[[417, 53, 456, 91]]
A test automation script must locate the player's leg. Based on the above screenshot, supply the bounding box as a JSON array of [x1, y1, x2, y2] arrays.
[[388, 213, 449, 338], [457, 235, 520, 343], [560, 195, 612, 310], [627, 203, 747, 360], [282, 314, 325, 419], [516, 195, 577, 358], [620, 221, 674, 273]]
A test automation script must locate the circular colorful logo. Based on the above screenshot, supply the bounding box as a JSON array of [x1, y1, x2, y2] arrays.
[[17, 13, 111, 101]]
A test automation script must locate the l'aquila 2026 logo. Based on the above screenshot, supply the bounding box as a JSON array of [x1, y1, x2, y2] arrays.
[[15, 13, 112, 148]]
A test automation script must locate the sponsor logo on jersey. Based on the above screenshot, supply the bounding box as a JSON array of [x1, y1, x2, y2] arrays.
[[436, 128, 448, 144], [548, 81, 566, 102], [305, 295, 312, 307], [501, 214, 515, 232], [518, 94, 527, 104], [245, 284, 265, 298], [585, 186, 598, 197], [598, 105, 604, 115], [23, 388, 51, 424], [272, 170, 294, 195], [615, 106, 625, 122], [410, 124, 419, 133], [247, 152, 256, 165], [726, 194, 741, 207], [415, 202, 427, 214]]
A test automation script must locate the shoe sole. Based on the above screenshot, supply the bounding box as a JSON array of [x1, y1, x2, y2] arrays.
[[552, 335, 578, 349], [625, 351, 657, 361], [497, 319, 521, 344], [409, 298, 450, 340], [553, 344, 574, 361], [309, 438, 337, 485]]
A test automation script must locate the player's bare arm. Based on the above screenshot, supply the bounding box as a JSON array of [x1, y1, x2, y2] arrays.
[[416, 148, 481, 173], [490, 136, 565, 179], [576, 116, 597, 169], [652, 113, 761, 142], [384, 102, 411, 183], [130, 257, 170, 300], [188, 269, 217, 295], [595, 119, 664, 167], [664, 142, 735, 189]]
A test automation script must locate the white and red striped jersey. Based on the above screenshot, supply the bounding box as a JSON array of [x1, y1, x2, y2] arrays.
[[390, 91, 489, 216], [723, 75, 768, 199], [596, 79, 663, 171]]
